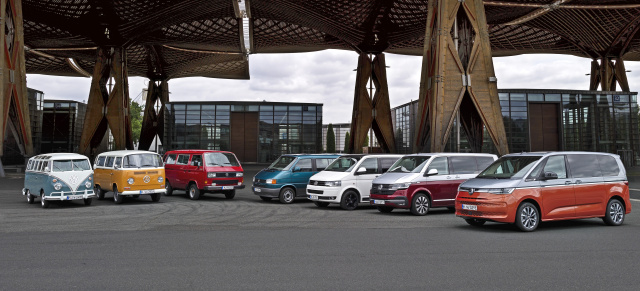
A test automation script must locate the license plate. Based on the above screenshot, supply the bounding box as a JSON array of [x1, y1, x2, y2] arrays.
[[67, 195, 83, 200], [310, 195, 318, 200], [254, 187, 261, 192], [222, 186, 234, 190], [140, 190, 155, 194], [462, 204, 477, 211], [373, 200, 385, 205]]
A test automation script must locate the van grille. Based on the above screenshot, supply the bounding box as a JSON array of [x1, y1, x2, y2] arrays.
[[370, 184, 395, 195], [308, 189, 324, 194], [215, 172, 237, 178], [308, 180, 327, 186]]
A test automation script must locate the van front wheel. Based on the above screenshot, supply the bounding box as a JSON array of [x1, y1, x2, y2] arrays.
[[113, 186, 124, 204], [340, 190, 359, 210], [165, 182, 173, 196], [279, 187, 295, 204], [41, 190, 49, 209], [26, 190, 35, 204], [188, 184, 200, 200], [224, 190, 235, 199]]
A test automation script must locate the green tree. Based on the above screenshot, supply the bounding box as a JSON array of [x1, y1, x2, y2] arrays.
[[326, 124, 336, 153], [344, 132, 350, 153], [130, 100, 144, 146], [363, 134, 369, 148]]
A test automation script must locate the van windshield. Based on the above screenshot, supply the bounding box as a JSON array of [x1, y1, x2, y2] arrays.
[[267, 156, 296, 171], [477, 156, 542, 179], [325, 156, 362, 172], [123, 154, 163, 168], [388, 156, 431, 173], [52, 159, 92, 172], [204, 152, 240, 167]]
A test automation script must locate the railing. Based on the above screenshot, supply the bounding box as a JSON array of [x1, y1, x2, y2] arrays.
[[617, 150, 634, 167]]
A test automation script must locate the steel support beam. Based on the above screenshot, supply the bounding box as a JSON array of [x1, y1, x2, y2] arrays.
[[415, 0, 508, 155], [589, 57, 630, 92], [138, 80, 168, 151], [1, 0, 33, 161], [79, 47, 133, 158], [348, 53, 396, 154]]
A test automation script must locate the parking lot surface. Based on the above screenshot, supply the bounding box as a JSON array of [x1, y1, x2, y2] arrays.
[[1, 165, 640, 290]]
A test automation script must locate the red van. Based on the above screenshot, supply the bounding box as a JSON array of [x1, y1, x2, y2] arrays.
[[163, 150, 244, 200]]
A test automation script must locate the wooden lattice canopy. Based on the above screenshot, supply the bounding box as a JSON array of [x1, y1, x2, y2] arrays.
[[22, 0, 640, 80]]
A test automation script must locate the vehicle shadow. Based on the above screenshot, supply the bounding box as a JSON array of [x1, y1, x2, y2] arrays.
[[371, 207, 456, 216], [453, 218, 610, 233]]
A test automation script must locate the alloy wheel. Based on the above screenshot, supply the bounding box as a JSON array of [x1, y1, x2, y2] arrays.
[[609, 201, 624, 224], [520, 205, 538, 230]]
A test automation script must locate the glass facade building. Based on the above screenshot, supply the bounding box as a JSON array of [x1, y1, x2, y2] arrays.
[[164, 101, 323, 163], [322, 123, 351, 153], [41, 100, 86, 153], [391, 89, 639, 165]]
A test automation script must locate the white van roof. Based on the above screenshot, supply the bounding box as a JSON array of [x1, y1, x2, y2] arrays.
[[97, 150, 159, 157], [31, 153, 89, 160]]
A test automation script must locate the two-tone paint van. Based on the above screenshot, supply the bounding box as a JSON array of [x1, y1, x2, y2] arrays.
[[22, 153, 95, 208], [93, 150, 165, 204]]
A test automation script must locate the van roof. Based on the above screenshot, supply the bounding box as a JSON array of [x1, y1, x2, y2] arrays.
[[30, 153, 89, 160], [281, 154, 342, 157], [165, 149, 234, 155], [97, 150, 160, 157], [403, 152, 497, 157], [503, 151, 619, 158]]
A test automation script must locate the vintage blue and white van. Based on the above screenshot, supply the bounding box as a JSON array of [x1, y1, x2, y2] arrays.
[[22, 153, 95, 208]]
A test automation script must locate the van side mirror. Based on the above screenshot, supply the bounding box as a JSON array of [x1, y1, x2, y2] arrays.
[[356, 167, 367, 174], [542, 171, 558, 180], [292, 166, 301, 172], [195, 161, 202, 167], [425, 168, 438, 176]]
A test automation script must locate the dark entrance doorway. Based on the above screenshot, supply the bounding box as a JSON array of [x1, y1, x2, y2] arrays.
[[230, 112, 258, 162], [529, 103, 560, 151]]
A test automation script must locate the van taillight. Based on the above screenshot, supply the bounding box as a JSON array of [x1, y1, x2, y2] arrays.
[[624, 181, 629, 186]]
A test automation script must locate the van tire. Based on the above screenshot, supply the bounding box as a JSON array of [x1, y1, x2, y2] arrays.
[[515, 202, 539, 232], [464, 218, 486, 227], [279, 187, 295, 204], [151, 193, 161, 202], [26, 190, 35, 204], [260, 196, 272, 202], [165, 181, 173, 196], [41, 190, 49, 209], [84, 198, 92, 206], [603, 199, 625, 226], [188, 183, 200, 200], [410, 193, 430, 216], [340, 190, 359, 210], [313, 201, 329, 208], [224, 190, 235, 199], [95, 185, 105, 200], [376, 206, 393, 213], [113, 185, 124, 204]]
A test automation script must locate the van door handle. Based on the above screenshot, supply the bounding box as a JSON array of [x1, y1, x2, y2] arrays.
[[564, 181, 572, 185], [575, 180, 582, 184], [446, 176, 451, 179]]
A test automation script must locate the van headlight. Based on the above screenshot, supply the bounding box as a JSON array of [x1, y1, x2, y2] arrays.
[[85, 181, 92, 188], [236, 172, 243, 177], [127, 178, 134, 185], [54, 183, 62, 190], [390, 182, 412, 190], [266, 179, 276, 184], [485, 188, 515, 194], [207, 172, 216, 178], [157, 176, 163, 183], [325, 181, 341, 187]]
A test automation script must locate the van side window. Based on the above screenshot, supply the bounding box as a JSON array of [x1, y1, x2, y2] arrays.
[[567, 154, 601, 178], [96, 156, 106, 167], [166, 154, 177, 164], [427, 157, 449, 175], [295, 159, 313, 172], [315, 158, 331, 170], [450, 156, 478, 174], [598, 155, 620, 177], [42, 161, 50, 172], [476, 157, 495, 172], [114, 157, 123, 168], [26, 160, 33, 171], [34, 161, 41, 172], [191, 155, 203, 166], [359, 158, 379, 174], [105, 157, 115, 168], [543, 155, 567, 179], [176, 154, 190, 165], [380, 158, 397, 173]]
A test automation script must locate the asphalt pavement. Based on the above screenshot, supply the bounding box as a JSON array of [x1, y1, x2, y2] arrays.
[[1, 165, 639, 290]]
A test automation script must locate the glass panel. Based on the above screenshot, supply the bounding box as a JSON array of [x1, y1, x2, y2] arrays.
[[450, 156, 478, 174], [545, 94, 561, 102], [528, 94, 543, 101], [176, 154, 190, 165], [510, 93, 526, 101], [426, 157, 449, 175], [166, 154, 177, 164], [598, 155, 620, 176], [567, 154, 601, 178], [358, 158, 379, 174], [543, 155, 567, 179], [294, 159, 313, 172]]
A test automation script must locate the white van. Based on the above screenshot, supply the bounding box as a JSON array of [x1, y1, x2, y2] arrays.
[[307, 154, 403, 210]]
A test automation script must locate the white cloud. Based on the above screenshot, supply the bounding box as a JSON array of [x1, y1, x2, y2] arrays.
[[26, 50, 640, 125]]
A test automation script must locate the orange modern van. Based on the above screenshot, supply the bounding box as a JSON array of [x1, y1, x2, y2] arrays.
[[456, 152, 631, 231]]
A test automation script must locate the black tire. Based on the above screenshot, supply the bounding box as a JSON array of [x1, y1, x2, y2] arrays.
[[84, 198, 92, 206], [165, 181, 173, 196], [224, 190, 235, 199], [151, 193, 161, 202], [447, 206, 456, 212], [515, 202, 539, 232], [410, 193, 430, 216], [313, 201, 330, 208], [377, 206, 394, 213], [40, 190, 49, 209], [259, 196, 272, 202], [95, 185, 105, 200], [113, 185, 124, 204], [340, 190, 359, 210], [26, 190, 35, 204], [279, 187, 295, 204], [464, 218, 486, 227], [603, 199, 625, 226], [188, 183, 200, 200]]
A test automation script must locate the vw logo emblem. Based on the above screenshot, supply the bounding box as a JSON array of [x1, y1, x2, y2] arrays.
[[469, 188, 475, 195], [143, 176, 151, 183], [69, 175, 78, 184], [378, 185, 383, 190]]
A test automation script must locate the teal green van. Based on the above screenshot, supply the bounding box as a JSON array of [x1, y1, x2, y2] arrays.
[[252, 154, 340, 203]]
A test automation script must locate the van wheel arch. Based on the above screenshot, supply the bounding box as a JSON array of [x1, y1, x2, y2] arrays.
[[609, 195, 626, 211]]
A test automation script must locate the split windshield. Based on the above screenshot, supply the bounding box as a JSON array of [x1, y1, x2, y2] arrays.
[[204, 152, 240, 167], [325, 156, 362, 172], [388, 156, 431, 173], [477, 156, 542, 179], [267, 156, 296, 171], [123, 154, 163, 168], [52, 159, 92, 172]]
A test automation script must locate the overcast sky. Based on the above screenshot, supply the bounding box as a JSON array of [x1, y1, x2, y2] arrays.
[[26, 50, 640, 124]]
